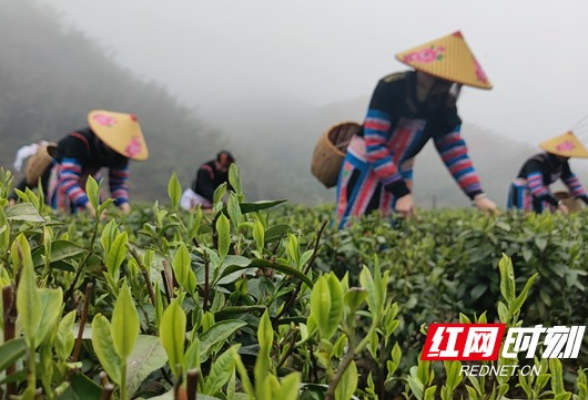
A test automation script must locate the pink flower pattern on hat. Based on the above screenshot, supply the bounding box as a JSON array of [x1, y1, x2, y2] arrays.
[[403, 45, 445, 63], [92, 114, 118, 127], [125, 136, 143, 157], [473, 57, 488, 84], [556, 141, 575, 151]]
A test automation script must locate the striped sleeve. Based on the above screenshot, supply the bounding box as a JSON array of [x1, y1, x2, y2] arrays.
[[364, 109, 409, 198], [434, 127, 483, 199], [60, 157, 89, 207], [562, 173, 586, 197], [526, 171, 559, 206], [527, 171, 551, 197], [522, 160, 559, 206], [109, 165, 130, 206], [561, 164, 588, 204]]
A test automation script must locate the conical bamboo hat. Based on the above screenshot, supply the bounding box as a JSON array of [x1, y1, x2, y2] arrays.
[[539, 131, 588, 158], [395, 31, 492, 90], [87, 110, 149, 161]]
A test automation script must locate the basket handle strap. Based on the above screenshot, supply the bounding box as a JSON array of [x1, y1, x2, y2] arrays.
[[69, 132, 91, 155], [335, 139, 352, 149]]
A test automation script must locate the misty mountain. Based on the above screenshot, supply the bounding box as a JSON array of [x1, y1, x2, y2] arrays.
[[0, 0, 342, 205], [0, 0, 224, 202], [1, 0, 585, 209]]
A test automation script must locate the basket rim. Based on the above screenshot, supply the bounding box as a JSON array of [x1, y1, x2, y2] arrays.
[[322, 121, 361, 157]]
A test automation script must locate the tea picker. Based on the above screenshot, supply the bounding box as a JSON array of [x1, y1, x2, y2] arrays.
[[311, 31, 498, 228], [9, 110, 149, 217], [507, 129, 588, 214], [180, 151, 235, 211], [8, 141, 57, 205]]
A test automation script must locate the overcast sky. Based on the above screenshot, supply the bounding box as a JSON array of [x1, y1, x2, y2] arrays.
[[43, 0, 588, 145]]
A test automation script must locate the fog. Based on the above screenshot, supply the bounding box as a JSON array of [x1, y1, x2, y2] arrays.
[[43, 0, 588, 142], [2, 0, 588, 206]]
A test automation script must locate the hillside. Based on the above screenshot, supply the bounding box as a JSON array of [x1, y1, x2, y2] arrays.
[[0, 0, 223, 202], [1, 0, 584, 208]]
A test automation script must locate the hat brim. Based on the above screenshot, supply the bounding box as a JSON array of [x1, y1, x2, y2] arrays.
[[395, 55, 493, 90], [394, 31, 493, 90], [539, 143, 588, 158], [539, 131, 588, 158], [88, 110, 149, 161]]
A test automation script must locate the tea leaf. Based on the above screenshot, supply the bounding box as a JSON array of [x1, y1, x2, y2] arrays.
[[239, 199, 287, 214], [160, 298, 186, 377], [276, 372, 301, 400], [172, 243, 191, 289], [37, 287, 63, 345], [227, 193, 243, 229], [91, 314, 122, 385], [0, 338, 26, 373], [203, 345, 239, 395], [213, 183, 227, 206], [101, 220, 118, 257], [15, 234, 41, 347], [498, 254, 515, 304], [55, 311, 76, 361], [32, 240, 86, 267], [167, 172, 182, 210], [5, 203, 45, 223], [85, 176, 100, 212], [107, 232, 128, 279], [253, 219, 265, 254], [126, 336, 168, 397], [228, 164, 243, 199], [112, 282, 140, 359], [310, 274, 342, 340], [216, 214, 231, 261]]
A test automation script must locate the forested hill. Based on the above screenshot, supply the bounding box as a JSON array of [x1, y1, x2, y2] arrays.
[[0, 0, 223, 202], [2, 0, 584, 207]]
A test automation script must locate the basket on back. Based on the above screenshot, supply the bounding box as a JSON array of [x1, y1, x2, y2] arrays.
[[554, 190, 584, 212], [311, 121, 361, 188], [25, 142, 57, 185]]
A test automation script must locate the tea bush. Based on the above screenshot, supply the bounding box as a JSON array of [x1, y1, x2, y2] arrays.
[[0, 167, 587, 400]]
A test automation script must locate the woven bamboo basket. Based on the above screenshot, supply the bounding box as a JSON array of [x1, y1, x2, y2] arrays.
[[311, 121, 361, 188], [25, 142, 57, 185], [554, 190, 583, 212]]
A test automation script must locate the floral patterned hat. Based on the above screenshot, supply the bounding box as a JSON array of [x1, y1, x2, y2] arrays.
[[87, 110, 149, 161], [539, 131, 588, 158], [395, 31, 492, 90]]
